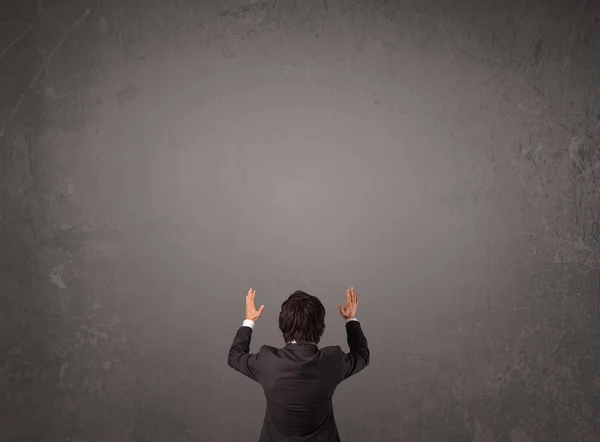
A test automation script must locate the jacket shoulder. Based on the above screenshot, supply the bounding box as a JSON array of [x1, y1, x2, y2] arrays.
[[259, 345, 278, 354], [319, 345, 343, 354]]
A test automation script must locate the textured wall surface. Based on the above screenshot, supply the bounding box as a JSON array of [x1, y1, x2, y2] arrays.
[[1, 0, 599, 441]]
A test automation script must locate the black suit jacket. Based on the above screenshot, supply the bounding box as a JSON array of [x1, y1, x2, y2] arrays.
[[227, 321, 370, 442]]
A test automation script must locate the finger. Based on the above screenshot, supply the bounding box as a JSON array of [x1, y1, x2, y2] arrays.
[[352, 287, 357, 304], [346, 289, 351, 306]]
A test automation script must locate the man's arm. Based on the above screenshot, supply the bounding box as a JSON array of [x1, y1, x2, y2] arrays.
[[227, 288, 265, 382], [337, 287, 370, 380], [339, 318, 370, 381], [227, 319, 261, 382]]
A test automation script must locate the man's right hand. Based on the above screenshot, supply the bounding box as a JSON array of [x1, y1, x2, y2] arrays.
[[338, 287, 359, 320]]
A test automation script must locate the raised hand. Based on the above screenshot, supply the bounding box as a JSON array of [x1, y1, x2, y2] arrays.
[[338, 287, 359, 320], [246, 288, 265, 322]]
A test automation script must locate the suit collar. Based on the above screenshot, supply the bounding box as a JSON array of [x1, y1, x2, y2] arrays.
[[284, 343, 319, 352]]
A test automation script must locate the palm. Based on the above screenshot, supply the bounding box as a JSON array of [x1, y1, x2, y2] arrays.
[[339, 287, 358, 319], [246, 288, 265, 321]]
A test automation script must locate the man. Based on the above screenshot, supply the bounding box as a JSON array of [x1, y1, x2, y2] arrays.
[[227, 287, 370, 441]]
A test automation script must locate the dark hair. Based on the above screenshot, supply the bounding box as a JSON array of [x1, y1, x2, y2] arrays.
[[279, 290, 326, 344]]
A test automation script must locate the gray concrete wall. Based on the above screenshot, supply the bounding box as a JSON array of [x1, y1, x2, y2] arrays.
[[1, 0, 599, 441]]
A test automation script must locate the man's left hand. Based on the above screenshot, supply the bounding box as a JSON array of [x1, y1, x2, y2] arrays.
[[246, 288, 265, 322]]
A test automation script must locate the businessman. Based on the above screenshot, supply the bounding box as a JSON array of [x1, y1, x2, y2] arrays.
[[227, 287, 370, 441]]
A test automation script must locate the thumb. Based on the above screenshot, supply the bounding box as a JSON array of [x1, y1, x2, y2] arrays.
[[338, 304, 344, 316], [258, 305, 265, 314]]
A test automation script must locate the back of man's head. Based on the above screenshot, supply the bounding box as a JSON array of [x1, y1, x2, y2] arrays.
[[279, 291, 326, 344]]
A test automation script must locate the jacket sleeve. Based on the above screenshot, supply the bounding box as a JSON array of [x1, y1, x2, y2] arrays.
[[339, 320, 370, 381], [227, 325, 261, 382]]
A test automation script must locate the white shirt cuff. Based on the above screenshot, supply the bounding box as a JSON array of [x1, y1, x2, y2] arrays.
[[345, 318, 358, 323], [242, 319, 255, 329]]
